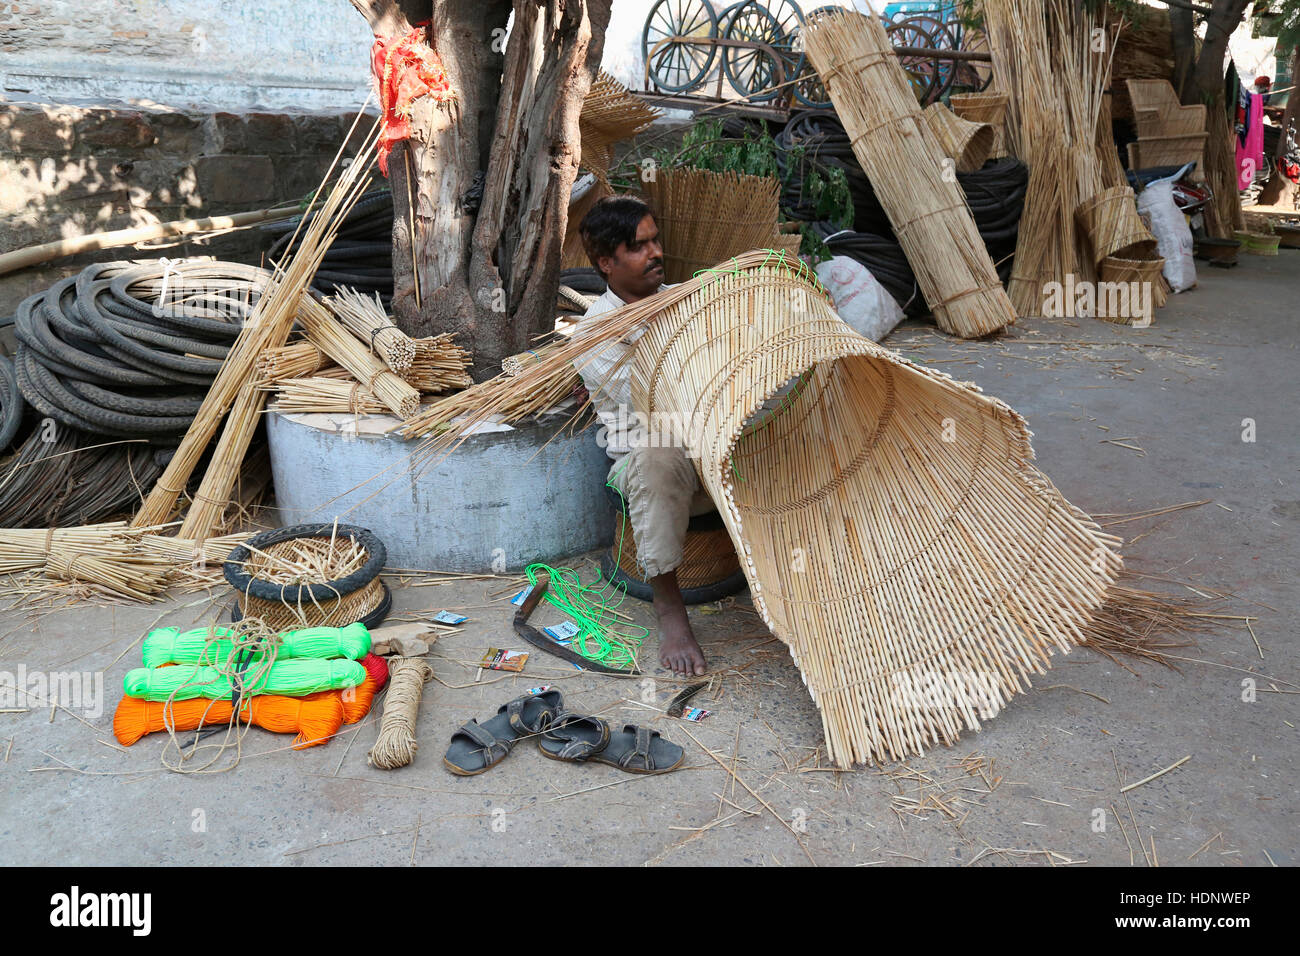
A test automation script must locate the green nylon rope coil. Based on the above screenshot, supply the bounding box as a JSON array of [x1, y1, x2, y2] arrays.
[[141, 621, 372, 669], [123, 657, 365, 702]]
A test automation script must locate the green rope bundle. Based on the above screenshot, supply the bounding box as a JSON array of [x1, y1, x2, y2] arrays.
[[524, 562, 648, 672], [123, 658, 365, 702], [141, 622, 371, 669]]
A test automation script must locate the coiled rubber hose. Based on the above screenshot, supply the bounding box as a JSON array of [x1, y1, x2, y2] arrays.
[[14, 260, 271, 439]]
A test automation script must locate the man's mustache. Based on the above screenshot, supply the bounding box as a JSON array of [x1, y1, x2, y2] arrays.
[[645, 259, 664, 274]]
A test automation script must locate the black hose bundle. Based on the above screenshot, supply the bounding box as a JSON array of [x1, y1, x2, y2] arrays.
[[0, 355, 24, 454], [810, 222, 925, 317], [558, 267, 607, 297], [263, 190, 394, 303], [13, 260, 271, 439]]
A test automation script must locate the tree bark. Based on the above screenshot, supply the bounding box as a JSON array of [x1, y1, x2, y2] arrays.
[[353, 0, 610, 380], [1169, 6, 1196, 102], [1189, 0, 1252, 106]]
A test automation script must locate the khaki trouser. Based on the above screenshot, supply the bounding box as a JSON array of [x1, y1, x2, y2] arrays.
[[607, 445, 716, 579]]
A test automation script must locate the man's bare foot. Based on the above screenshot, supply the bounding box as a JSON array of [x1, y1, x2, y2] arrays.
[[649, 570, 707, 677]]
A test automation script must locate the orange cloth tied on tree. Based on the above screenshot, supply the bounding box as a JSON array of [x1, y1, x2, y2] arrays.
[[371, 26, 456, 176]]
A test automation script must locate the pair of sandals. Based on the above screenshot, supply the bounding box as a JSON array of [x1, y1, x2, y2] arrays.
[[443, 689, 685, 776]]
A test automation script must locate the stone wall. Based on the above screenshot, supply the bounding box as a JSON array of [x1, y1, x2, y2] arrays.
[[0, 101, 377, 317]]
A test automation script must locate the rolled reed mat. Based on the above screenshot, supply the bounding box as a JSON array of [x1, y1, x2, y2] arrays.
[[367, 657, 434, 769], [803, 8, 1015, 338], [622, 254, 1122, 767]]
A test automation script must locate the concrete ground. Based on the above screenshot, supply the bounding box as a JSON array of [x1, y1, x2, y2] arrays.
[[0, 253, 1295, 867]]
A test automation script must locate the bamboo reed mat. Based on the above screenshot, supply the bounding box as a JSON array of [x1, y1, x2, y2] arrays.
[[628, 253, 1122, 766]]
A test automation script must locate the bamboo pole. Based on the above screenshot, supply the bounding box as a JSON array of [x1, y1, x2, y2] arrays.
[[0, 204, 302, 277]]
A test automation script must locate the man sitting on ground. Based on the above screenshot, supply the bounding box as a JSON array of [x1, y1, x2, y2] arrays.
[[573, 195, 713, 677]]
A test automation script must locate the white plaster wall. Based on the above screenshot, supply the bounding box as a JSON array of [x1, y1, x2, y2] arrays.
[[1, 0, 666, 111], [0, 0, 376, 109]]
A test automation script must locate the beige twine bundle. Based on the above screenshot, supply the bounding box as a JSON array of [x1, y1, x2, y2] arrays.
[[367, 657, 434, 769]]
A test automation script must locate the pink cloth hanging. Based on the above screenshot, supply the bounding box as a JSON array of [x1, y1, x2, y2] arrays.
[[1237, 92, 1265, 189]]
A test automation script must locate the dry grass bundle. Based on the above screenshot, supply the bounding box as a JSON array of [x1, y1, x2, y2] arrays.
[[400, 334, 472, 394], [328, 286, 416, 373], [134, 110, 382, 535], [629, 253, 1118, 766], [922, 102, 994, 173], [265, 377, 388, 415], [1202, 102, 1246, 238], [949, 92, 1009, 159], [803, 9, 1014, 338], [297, 293, 420, 418], [256, 341, 328, 382], [0, 524, 250, 600], [1083, 578, 1220, 671], [640, 167, 780, 284]]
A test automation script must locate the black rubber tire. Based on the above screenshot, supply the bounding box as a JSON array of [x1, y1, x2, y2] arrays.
[[0, 355, 24, 453], [223, 523, 389, 604], [228, 580, 393, 629]]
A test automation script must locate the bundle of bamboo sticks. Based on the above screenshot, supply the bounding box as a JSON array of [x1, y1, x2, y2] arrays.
[[328, 286, 416, 373], [132, 110, 383, 539], [297, 292, 420, 419], [264, 377, 389, 415], [802, 8, 1014, 338], [256, 341, 328, 382], [0, 525, 250, 600], [983, 0, 1154, 315], [400, 334, 472, 393], [402, 339, 578, 441]]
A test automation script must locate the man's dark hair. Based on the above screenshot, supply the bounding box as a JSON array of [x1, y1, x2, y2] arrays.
[[579, 195, 655, 277]]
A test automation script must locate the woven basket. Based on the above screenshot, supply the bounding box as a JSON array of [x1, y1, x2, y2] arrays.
[[625, 254, 1121, 767], [641, 167, 781, 283], [224, 524, 389, 631], [1097, 255, 1166, 324], [1235, 230, 1281, 256], [922, 102, 995, 173], [1127, 133, 1207, 173], [1075, 186, 1158, 264], [948, 92, 1009, 159]]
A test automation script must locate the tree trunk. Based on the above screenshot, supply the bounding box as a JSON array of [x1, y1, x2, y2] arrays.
[[1169, 6, 1196, 103], [353, 0, 610, 380], [1190, 0, 1252, 107]]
